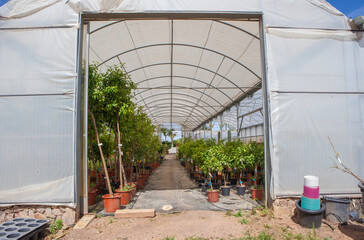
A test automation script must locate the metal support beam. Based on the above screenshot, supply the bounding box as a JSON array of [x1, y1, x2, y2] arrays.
[[237, 107, 263, 119], [193, 82, 262, 131]]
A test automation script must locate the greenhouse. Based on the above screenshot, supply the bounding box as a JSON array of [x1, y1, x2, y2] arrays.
[[0, 0, 363, 220]]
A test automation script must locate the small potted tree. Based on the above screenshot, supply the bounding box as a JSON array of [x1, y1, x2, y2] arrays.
[[246, 142, 264, 200], [201, 145, 224, 202], [232, 143, 247, 196]]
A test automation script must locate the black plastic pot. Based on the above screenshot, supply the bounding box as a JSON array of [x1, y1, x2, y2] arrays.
[[358, 183, 364, 214], [230, 179, 237, 185], [296, 199, 325, 228], [323, 197, 350, 223], [201, 184, 207, 192], [221, 186, 230, 196], [236, 185, 246, 196]]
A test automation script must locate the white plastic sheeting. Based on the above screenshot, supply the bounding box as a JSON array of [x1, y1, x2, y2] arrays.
[[267, 29, 364, 196], [0, 0, 363, 206]]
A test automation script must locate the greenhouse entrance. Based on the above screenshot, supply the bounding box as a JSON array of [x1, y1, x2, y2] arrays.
[[80, 12, 270, 214]]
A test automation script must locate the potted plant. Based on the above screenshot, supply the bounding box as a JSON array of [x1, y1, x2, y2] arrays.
[[246, 142, 264, 200], [201, 144, 224, 203], [115, 184, 132, 205], [231, 142, 247, 196]]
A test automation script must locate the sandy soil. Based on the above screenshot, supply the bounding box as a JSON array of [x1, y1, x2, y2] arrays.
[[61, 209, 364, 240]]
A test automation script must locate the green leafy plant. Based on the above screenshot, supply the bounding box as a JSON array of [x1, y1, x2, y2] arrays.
[[234, 210, 243, 217], [239, 218, 249, 224], [49, 219, 63, 235]]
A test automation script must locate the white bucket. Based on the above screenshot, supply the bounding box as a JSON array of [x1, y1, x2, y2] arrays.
[[304, 175, 319, 188]]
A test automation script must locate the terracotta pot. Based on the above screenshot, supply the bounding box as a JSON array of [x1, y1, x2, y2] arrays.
[[251, 188, 263, 200], [125, 168, 132, 178], [137, 178, 145, 190], [128, 182, 137, 197], [88, 189, 97, 206], [207, 190, 219, 203], [102, 194, 120, 213], [115, 189, 131, 205]]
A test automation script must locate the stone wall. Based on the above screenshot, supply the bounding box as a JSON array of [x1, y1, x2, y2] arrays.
[[0, 205, 76, 226]]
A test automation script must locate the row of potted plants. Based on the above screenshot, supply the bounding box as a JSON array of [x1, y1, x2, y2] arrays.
[[87, 63, 164, 212], [178, 138, 264, 202]]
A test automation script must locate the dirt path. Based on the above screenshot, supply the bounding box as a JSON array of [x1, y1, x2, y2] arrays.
[[62, 209, 361, 240], [144, 154, 198, 190]]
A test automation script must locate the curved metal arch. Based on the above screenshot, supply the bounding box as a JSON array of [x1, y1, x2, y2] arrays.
[[96, 43, 261, 80], [213, 20, 259, 40], [137, 97, 216, 118], [129, 62, 248, 93], [151, 116, 200, 128], [135, 75, 234, 102], [135, 92, 221, 110], [147, 104, 211, 120], [90, 19, 259, 40], [90, 19, 125, 34], [147, 108, 208, 121], [136, 85, 225, 108], [142, 97, 216, 116]]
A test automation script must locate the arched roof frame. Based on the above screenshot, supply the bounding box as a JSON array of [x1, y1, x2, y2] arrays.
[[96, 43, 261, 80], [136, 85, 225, 108], [143, 101, 214, 120], [88, 16, 263, 130], [136, 92, 220, 110]]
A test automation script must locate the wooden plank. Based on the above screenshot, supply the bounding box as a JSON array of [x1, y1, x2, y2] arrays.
[[115, 209, 156, 218], [73, 214, 95, 229]]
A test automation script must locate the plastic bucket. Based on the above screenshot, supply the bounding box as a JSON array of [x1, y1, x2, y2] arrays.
[[323, 197, 350, 223], [303, 186, 320, 199], [296, 199, 325, 228], [237, 186, 246, 196], [221, 186, 230, 196], [301, 195, 320, 211], [304, 175, 319, 188], [201, 184, 207, 192], [359, 183, 364, 214]]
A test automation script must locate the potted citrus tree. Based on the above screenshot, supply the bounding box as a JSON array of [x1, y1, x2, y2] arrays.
[[231, 142, 247, 196], [201, 144, 224, 203], [246, 142, 264, 200]]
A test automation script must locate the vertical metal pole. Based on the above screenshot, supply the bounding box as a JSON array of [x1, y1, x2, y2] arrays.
[[236, 103, 240, 139], [82, 22, 90, 214], [260, 15, 273, 207]]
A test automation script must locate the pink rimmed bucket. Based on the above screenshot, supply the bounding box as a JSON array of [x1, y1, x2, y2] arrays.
[[303, 185, 319, 199]]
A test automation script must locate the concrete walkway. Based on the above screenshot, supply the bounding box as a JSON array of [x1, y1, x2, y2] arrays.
[[132, 154, 258, 212]]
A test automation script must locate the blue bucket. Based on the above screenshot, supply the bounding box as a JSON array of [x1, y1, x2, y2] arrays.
[[301, 195, 320, 211]]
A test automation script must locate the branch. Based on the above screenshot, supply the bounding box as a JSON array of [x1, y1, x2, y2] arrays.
[[328, 137, 364, 184]]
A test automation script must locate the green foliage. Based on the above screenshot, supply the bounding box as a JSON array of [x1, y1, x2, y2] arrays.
[[239, 218, 249, 224], [49, 219, 63, 235], [87, 63, 163, 179], [234, 210, 243, 217]]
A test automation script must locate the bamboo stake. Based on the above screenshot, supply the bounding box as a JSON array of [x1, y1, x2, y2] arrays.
[[89, 109, 113, 197]]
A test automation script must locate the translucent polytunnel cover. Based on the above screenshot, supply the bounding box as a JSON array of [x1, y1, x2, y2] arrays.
[[89, 19, 262, 130]]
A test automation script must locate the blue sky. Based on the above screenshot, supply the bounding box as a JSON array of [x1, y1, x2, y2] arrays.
[[0, 0, 363, 18], [328, 0, 364, 18]]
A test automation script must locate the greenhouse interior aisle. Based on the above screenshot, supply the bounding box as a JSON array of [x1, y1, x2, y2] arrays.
[[132, 154, 258, 212], [144, 154, 198, 190]]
